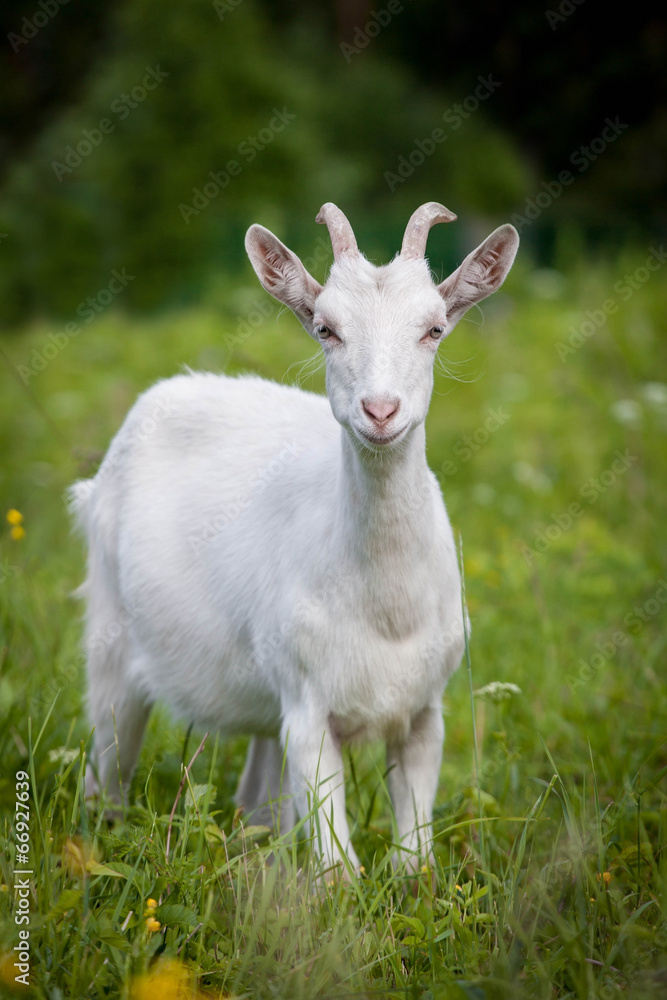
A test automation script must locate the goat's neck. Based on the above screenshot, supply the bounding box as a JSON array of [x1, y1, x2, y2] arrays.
[[337, 424, 434, 563]]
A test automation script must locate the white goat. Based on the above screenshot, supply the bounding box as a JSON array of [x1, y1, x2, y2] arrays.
[[70, 202, 518, 872]]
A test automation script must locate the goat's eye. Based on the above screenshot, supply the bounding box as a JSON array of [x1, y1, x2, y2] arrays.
[[315, 323, 335, 340], [422, 325, 445, 343]]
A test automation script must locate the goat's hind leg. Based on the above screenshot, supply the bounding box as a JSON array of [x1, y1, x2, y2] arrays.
[[235, 737, 294, 834], [85, 636, 152, 808]]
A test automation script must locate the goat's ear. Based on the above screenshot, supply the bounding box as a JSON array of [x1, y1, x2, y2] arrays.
[[245, 225, 322, 329], [437, 224, 519, 334]]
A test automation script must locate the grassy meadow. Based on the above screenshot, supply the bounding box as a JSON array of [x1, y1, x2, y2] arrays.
[[0, 244, 666, 998]]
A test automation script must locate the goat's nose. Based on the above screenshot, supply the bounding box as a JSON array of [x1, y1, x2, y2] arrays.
[[362, 398, 400, 425]]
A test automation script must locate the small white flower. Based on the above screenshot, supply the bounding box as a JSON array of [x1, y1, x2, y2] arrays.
[[48, 747, 79, 766], [640, 382, 667, 408], [474, 681, 522, 703], [512, 461, 552, 493], [610, 399, 642, 427]]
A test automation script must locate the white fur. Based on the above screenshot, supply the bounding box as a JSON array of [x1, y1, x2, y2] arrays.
[[70, 206, 518, 871]]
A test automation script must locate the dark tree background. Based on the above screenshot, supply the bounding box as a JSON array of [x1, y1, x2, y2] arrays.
[[271, 0, 667, 229], [0, 0, 664, 322], [0, 1, 116, 179], [2, 0, 664, 213]]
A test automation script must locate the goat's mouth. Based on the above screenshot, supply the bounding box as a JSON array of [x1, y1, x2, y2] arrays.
[[355, 424, 409, 447]]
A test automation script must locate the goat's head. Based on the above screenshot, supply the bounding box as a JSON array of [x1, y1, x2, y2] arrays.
[[245, 202, 518, 450]]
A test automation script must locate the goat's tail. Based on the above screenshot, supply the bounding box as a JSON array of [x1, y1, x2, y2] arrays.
[[67, 478, 95, 534], [67, 479, 96, 599]]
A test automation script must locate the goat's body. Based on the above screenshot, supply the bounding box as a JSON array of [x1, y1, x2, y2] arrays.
[[73, 372, 463, 798], [72, 202, 518, 870]]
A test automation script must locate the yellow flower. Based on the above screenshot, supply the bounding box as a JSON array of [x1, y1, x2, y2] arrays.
[[146, 898, 158, 909], [10, 525, 25, 540], [6, 509, 23, 525], [62, 837, 101, 877], [596, 871, 612, 885], [145, 917, 162, 934], [131, 958, 202, 1000], [0, 951, 22, 986]]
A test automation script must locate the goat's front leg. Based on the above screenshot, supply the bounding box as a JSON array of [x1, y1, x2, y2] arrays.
[[387, 701, 444, 871], [281, 703, 359, 875]]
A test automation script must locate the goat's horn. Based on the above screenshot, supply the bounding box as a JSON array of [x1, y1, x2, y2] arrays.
[[316, 203, 359, 260], [401, 202, 457, 259]]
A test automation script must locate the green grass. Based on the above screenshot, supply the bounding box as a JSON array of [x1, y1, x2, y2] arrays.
[[0, 250, 666, 998]]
